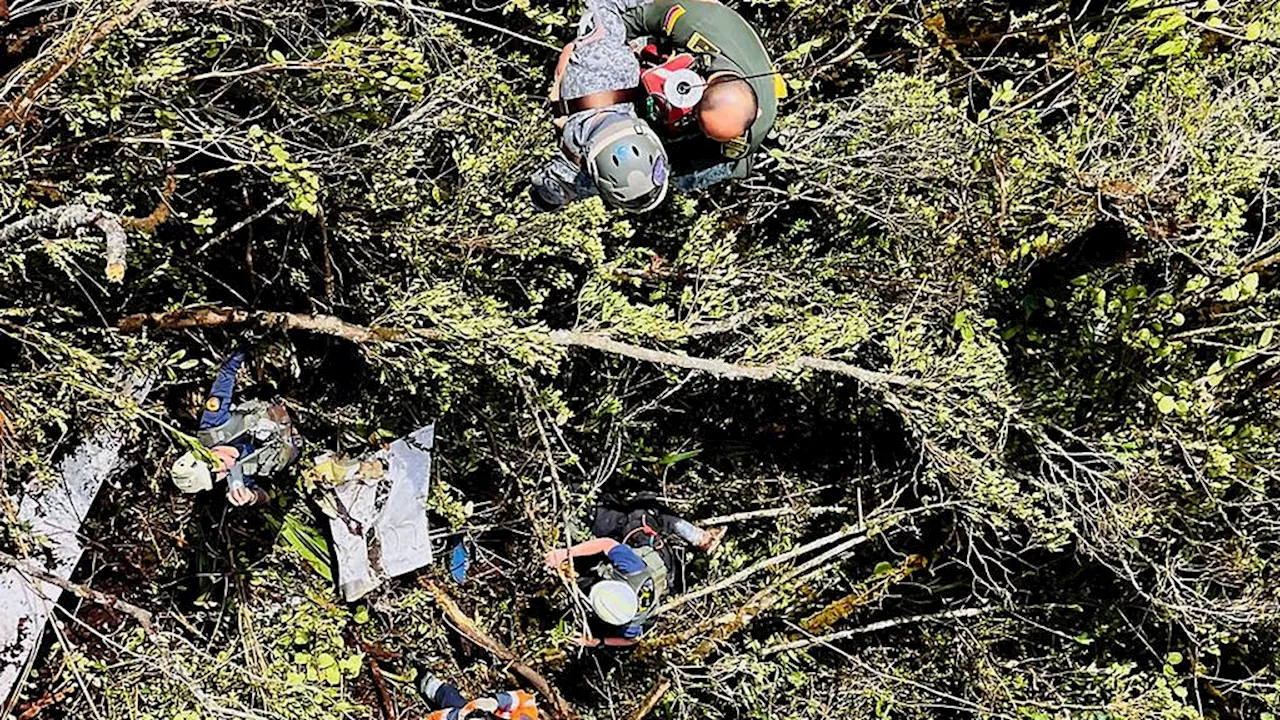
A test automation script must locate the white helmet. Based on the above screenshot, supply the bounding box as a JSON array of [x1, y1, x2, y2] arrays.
[[171, 451, 213, 493], [589, 580, 639, 626]]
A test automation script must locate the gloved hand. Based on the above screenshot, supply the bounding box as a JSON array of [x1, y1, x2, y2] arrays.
[[227, 486, 259, 506], [236, 327, 263, 353]]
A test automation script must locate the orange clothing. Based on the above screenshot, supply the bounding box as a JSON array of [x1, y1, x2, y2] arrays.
[[425, 690, 538, 720]]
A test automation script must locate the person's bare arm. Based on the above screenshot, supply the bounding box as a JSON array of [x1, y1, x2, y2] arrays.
[[549, 42, 575, 102], [544, 537, 620, 567], [549, 42, 576, 129], [577, 635, 638, 647]]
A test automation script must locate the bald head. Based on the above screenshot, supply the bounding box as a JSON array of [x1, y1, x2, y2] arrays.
[[697, 75, 757, 142]]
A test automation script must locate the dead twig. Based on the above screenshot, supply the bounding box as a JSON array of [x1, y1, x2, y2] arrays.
[[627, 678, 671, 720], [0, 550, 155, 634], [194, 197, 287, 255]]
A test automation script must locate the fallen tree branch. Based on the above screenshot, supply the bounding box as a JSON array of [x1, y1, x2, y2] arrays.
[[116, 306, 920, 390], [1168, 318, 1280, 341], [421, 579, 575, 720], [0, 550, 155, 634], [643, 533, 873, 656], [120, 175, 177, 234], [117, 307, 438, 342], [762, 606, 996, 656], [358, 0, 561, 51], [550, 331, 922, 388], [802, 555, 929, 634], [365, 655, 395, 720], [698, 504, 850, 527], [15, 685, 75, 720], [0, 205, 129, 281], [627, 678, 671, 720], [185, 60, 329, 82], [652, 527, 865, 620], [654, 503, 954, 620], [0, 0, 154, 132]]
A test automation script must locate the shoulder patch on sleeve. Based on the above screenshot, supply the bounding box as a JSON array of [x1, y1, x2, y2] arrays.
[[205, 397, 222, 412], [662, 5, 686, 34], [576, 9, 605, 45], [773, 71, 788, 99], [686, 31, 720, 56]]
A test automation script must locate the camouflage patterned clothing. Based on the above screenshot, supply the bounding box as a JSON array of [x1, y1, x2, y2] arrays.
[[545, 0, 782, 192], [529, 0, 652, 210]]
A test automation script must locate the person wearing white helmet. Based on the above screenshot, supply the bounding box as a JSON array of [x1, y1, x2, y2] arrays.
[[544, 496, 723, 647], [170, 347, 302, 507]]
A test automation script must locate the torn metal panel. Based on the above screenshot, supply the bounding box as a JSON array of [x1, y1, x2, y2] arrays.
[[317, 425, 434, 602], [0, 375, 152, 712]]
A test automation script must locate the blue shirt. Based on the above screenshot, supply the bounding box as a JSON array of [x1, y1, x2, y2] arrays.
[[602, 544, 648, 639], [199, 350, 259, 489]]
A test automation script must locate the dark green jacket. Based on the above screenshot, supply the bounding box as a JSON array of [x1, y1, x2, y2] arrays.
[[622, 0, 781, 177]]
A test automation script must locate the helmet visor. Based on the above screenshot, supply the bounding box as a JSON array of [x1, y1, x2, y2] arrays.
[[612, 182, 668, 214]]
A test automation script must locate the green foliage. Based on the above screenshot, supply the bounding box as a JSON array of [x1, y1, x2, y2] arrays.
[[3, 0, 1280, 718]]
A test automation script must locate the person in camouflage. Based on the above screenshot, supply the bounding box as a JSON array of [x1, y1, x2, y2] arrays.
[[550, 0, 783, 192], [528, 0, 670, 213]]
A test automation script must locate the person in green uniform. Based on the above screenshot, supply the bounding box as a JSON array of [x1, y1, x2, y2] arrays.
[[549, 0, 782, 192], [623, 0, 783, 186]]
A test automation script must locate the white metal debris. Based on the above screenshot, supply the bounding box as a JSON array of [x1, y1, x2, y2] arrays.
[[319, 424, 435, 602], [0, 376, 152, 712]]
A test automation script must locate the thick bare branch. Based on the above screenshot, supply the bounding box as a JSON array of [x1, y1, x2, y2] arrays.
[[550, 330, 924, 389], [420, 579, 576, 720], [698, 505, 851, 527], [652, 527, 866, 619], [0, 205, 129, 281], [116, 307, 437, 342], [117, 306, 920, 390], [0, 550, 155, 634], [0, 0, 154, 132], [627, 678, 671, 720]]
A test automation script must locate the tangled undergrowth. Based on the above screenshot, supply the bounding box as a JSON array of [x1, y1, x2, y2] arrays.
[[2, 0, 1280, 718]]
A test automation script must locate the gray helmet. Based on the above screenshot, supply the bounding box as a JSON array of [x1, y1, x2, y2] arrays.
[[584, 119, 669, 214]]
